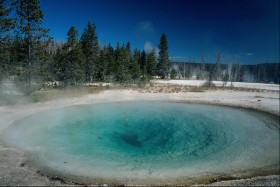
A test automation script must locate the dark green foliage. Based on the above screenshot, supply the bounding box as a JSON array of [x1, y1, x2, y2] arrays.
[[130, 59, 140, 82], [0, 0, 15, 79], [59, 26, 85, 85], [15, 0, 51, 57], [15, 0, 51, 94], [158, 33, 170, 79], [146, 49, 157, 79], [129, 49, 141, 82], [36, 42, 53, 82], [125, 42, 131, 59], [0, 0, 15, 31], [0, 36, 11, 78], [205, 65, 215, 86], [64, 45, 85, 84], [170, 68, 177, 79], [223, 71, 229, 82], [9, 34, 26, 75], [98, 46, 107, 81], [113, 44, 131, 83], [236, 65, 245, 82], [80, 22, 99, 82], [230, 64, 237, 82], [104, 44, 115, 81], [64, 26, 78, 50], [53, 47, 63, 81], [140, 50, 146, 78]]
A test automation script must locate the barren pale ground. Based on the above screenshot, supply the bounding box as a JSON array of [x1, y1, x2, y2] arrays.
[[0, 80, 279, 186]]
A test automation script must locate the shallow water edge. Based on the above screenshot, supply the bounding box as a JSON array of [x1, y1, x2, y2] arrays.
[[2, 101, 279, 186]]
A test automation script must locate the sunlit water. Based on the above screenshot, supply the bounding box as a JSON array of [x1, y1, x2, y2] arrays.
[[1, 102, 279, 182]]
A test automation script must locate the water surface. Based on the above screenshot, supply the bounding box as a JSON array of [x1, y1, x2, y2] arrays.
[[2, 102, 279, 184]]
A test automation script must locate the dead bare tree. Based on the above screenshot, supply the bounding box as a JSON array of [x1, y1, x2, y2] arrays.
[[215, 52, 222, 81]]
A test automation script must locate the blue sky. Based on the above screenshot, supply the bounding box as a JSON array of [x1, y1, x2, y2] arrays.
[[40, 0, 279, 64]]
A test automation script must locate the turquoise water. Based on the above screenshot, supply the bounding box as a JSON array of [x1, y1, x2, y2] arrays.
[[2, 102, 279, 182]]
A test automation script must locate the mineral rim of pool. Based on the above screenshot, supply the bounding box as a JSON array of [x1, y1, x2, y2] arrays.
[[1, 102, 279, 184]]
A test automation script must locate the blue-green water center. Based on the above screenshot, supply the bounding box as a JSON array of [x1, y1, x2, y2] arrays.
[[2, 102, 279, 183]]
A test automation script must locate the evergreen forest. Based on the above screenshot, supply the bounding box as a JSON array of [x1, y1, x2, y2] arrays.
[[1, 0, 279, 95]]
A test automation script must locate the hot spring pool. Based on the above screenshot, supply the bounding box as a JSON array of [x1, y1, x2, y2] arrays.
[[1, 102, 279, 184]]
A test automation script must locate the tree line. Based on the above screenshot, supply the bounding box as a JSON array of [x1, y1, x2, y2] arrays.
[[1, 0, 278, 95], [0, 0, 171, 94], [53, 25, 170, 85], [173, 60, 279, 84]]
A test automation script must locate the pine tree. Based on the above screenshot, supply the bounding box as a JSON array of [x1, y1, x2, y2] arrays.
[[64, 26, 78, 51], [80, 22, 99, 82], [61, 26, 85, 85], [112, 42, 120, 81], [114, 44, 130, 83], [15, 0, 50, 94], [140, 50, 147, 78], [0, 0, 15, 31], [170, 68, 177, 79], [158, 33, 170, 79], [10, 34, 26, 75], [36, 41, 53, 82], [53, 46, 63, 81], [125, 42, 131, 61], [124, 42, 132, 81], [223, 71, 229, 82], [206, 65, 215, 86], [146, 49, 157, 79], [238, 66, 245, 82], [129, 48, 141, 82], [0, 0, 15, 79], [98, 46, 106, 81], [104, 44, 114, 81]]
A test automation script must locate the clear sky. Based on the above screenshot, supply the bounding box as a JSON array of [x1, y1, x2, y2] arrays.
[[40, 0, 279, 64]]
